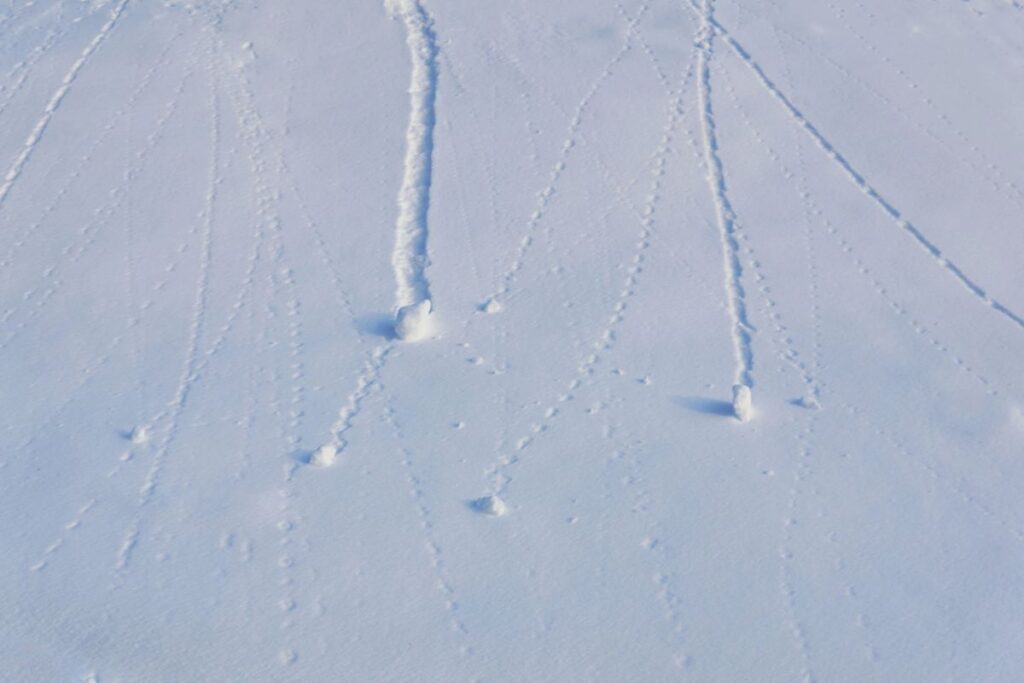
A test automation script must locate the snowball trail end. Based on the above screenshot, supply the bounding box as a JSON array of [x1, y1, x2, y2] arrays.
[[309, 444, 338, 467], [732, 384, 752, 422], [395, 299, 433, 341], [471, 495, 508, 517]]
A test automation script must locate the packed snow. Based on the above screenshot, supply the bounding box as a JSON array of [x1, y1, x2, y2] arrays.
[[2, 0, 1024, 680]]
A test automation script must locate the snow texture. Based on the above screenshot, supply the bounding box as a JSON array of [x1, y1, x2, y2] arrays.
[[732, 383, 752, 422], [394, 298, 433, 341], [128, 426, 149, 444], [308, 444, 337, 467], [470, 495, 509, 517], [3, 0, 1024, 681]]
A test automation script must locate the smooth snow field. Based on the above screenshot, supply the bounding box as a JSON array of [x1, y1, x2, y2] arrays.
[[2, 0, 1024, 680]]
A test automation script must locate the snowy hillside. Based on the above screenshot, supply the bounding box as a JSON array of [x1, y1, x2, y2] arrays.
[[2, 0, 1024, 680]]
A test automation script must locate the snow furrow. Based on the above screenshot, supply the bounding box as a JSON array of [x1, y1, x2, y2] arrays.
[[307, 0, 442, 462], [691, 1, 1024, 335], [387, 0, 438, 310], [0, 0, 130, 212], [749, 2, 1024, 216], [694, 0, 755, 391], [715, 62, 1006, 400], [713, 58, 821, 398]]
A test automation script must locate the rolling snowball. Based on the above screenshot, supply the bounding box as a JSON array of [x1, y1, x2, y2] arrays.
[[732, 384, 752, 422], [394, 299, 433, 341]]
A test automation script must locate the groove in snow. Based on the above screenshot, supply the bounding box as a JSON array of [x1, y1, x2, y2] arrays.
[[695, 0, 755, 391], [0, 0, 131, 211], [387, 0, 438, 339], [687, 0, 1024, 336]]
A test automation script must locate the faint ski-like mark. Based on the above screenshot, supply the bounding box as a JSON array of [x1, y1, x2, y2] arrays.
[[478, 3, 650, 312], [714, 60, 1005, 400], [480, 54, 697, 499], [0, 51, 199, 351], [382, 397, 475, 657], [0, 0, 131, 211], [685, 0, 1024, 335]]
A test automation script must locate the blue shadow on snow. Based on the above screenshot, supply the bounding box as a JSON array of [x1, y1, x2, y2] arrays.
[[672, 395, 734, 417], [354, 312, 396, 340]]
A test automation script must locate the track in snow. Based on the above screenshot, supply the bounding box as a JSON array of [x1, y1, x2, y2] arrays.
[[694, 0, 756, 391], [0, 0, 130, 210], [686, 0, 1024, 336], [387, 0, 438, 310]]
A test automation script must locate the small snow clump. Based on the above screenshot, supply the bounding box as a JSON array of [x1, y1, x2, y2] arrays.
[[309, 444, 338, 467], [471, 495, 508, 517], [129, 426, 149, 444], [481, 298, 502, 314], [732, 384, 752, 422], [394, 299, 433, 341]]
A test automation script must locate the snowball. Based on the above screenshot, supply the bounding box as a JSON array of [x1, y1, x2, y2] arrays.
[[309, 444, 337, 467], [795, 395, 820, 410], [481, 298, 503, 314], [471, 495, 508, 517], [732, 384, 752, 422], [394, 299, 433, 341], [129, 426, 149, 444]]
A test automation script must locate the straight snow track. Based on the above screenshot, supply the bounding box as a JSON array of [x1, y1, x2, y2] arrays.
[[388, 0, 438, 309], [695, 0, 755, 390]]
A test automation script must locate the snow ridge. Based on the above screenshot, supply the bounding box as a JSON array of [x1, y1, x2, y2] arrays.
[[387, 0, 438, 310], [695, 0, 755, 390]]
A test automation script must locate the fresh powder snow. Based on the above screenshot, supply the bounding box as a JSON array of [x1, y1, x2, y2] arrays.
[[2, 0, 1023, 681]]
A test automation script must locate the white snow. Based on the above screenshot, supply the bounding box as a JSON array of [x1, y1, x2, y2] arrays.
[[394, 298, 433, 341], [795, 395, 820, 411], [308, 444, 337, 467], [480, 297, 503, 314], [128, 426, 149, 445], [732, 383, 752, 422], [470, 495, 509, 517], [3, 0, 1024, 681]]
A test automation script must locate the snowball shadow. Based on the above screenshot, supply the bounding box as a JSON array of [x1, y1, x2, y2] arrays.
[[673, 395, 735, 417], [354, 312, 396, 340]]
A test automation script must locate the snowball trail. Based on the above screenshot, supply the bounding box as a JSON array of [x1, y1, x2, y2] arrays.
[[394, 299, 433, 341], [687, 0, 1024, 336], [387, 0, 438, 311], [695, 0, 755, 390]]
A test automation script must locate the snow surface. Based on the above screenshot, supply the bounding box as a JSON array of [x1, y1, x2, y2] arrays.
[[395, 299, 434, 341], [2, 0, 1024, 680]]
